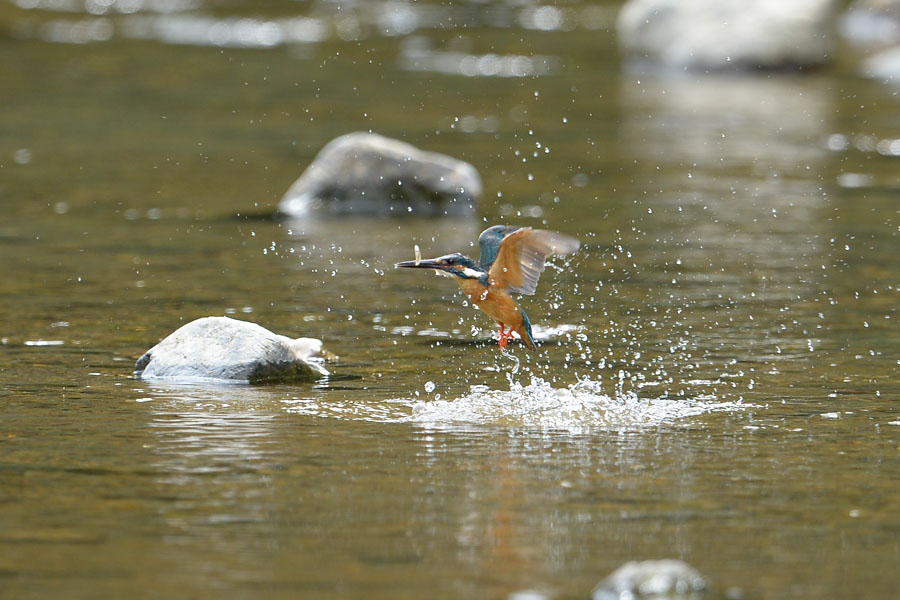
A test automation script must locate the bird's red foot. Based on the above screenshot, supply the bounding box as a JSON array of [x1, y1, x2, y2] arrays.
[[497, 324, 513, 350]]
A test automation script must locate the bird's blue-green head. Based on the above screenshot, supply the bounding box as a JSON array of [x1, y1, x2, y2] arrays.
[[395, 252, 486, 281]]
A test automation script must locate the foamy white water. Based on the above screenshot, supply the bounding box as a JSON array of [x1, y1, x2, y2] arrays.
[[406, 377, 750, 433]]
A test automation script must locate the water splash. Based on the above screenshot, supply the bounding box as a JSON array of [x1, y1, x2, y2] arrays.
[[407, 377, 750, 434], [140, 373, 750, 434], [499, 349, 521, 377]]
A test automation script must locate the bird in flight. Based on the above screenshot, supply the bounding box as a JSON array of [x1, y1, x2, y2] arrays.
[[395, 225, 580, 350]]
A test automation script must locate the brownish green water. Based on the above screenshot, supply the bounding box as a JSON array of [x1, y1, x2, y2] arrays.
[[2, 1, 899, 598]]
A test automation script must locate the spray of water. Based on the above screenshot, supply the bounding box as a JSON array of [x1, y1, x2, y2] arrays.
[[407, 375, 749, 434]]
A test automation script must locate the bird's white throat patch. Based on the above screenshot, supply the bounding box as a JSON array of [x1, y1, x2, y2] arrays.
[[433, 267, 482, 280]]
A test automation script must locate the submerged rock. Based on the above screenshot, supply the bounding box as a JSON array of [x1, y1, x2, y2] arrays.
[[134, 316, 328, 384], [592, 559, 708, 600], [617, 0, 835, 71], [278, 132, 481, 217]]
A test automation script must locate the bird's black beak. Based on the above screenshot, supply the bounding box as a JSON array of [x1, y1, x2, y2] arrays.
[[394, 258, 446, 270]]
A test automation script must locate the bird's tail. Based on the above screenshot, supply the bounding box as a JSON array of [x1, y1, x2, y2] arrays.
[[517, 309, 536, 351]]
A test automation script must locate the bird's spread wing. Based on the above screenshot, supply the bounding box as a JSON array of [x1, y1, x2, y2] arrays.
[[488, 228, 580, 295], [478, 225, 521, 270]]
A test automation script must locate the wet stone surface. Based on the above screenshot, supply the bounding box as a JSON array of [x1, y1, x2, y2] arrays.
[[134, 316, 328, 384], [278, 132, 482, 217]]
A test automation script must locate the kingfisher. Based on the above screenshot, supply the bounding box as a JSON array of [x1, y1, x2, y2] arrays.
[[395, 225, 580, 350]]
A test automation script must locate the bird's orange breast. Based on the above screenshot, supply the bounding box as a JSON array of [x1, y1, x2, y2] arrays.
[[456, 279, 524, 328]]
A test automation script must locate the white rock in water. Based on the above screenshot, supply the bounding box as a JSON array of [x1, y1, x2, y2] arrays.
[[840, 0, 900, 47], [134, 316, 328, 384], [617, 0, 836, 71], [279, 132, 481, 217]]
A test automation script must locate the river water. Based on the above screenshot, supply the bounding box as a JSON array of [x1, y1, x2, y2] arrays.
[[2, 1, 899, 598]]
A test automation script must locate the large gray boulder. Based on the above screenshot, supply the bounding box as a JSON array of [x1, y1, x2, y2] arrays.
[[278, 132, 481, 217], [134, 316, 328, 384], [617, 0, 836, 71]]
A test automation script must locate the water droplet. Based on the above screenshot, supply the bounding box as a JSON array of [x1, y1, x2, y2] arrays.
[[13, 148, 32, 164]]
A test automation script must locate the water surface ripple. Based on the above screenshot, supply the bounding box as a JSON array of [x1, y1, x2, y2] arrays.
[[2, 0, 899, 599]]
